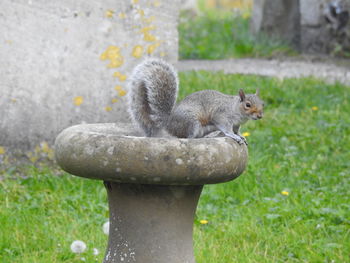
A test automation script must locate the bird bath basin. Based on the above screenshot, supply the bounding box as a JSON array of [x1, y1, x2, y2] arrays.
[[55, 123, 248, 263]]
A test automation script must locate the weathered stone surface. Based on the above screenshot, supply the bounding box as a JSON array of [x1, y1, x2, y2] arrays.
[[55, 122, 248, 262], [104, 183, 202, 263], [0, 0, 179, 153], [54, 123, 248, 185]]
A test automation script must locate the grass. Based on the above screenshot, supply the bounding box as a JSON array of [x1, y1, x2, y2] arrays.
[[1, 72, 350, 262], [179, 12, 295, 59], [181, 72, 350, 262], [0, 166, 108, 263]]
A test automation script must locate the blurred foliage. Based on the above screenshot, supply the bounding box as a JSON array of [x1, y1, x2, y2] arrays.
[[179, 0, 296, 59]]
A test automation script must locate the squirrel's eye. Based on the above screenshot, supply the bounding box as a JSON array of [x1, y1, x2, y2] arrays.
[[245, 102, 251, 108]]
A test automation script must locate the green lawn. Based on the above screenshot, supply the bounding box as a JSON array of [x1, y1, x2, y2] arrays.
[[179, 14, 295, 59], [1, 72, 349, 262]]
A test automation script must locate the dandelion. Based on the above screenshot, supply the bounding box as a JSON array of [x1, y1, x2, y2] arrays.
[[199, 219, 208, 225], [311, 106, 318, 111], [242, 132, 250, 137], [70, 240, 87, 254], [103, 221, 110, 235], [281, 190, 289, 196], [93, 248, 99, 255]]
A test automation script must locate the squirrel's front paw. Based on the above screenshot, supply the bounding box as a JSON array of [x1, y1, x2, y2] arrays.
[[226, 133, 246, 146], [233, 137, 246, 146], [239, 135, 248, 146]]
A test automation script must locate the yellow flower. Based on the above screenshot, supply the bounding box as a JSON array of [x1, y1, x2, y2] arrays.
[[105, 106, 112, 112], [281, 191, 289, 196], [199, 219, 208, 225], [242, 132, 250, 137], [312, 106, 318, 111]]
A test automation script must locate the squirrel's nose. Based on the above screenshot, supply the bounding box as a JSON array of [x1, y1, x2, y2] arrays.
[[257, 113, 263, 119]]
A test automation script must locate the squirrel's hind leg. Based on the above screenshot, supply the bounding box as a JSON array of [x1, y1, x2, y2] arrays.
[[187, 123, 219, 138], [167, 113, 209, 138]]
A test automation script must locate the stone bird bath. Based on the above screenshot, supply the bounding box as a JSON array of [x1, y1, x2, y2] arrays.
[[55, 123, 248, 263]]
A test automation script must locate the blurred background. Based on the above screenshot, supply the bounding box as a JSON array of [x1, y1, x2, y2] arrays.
[[179, 0, 350, 59]]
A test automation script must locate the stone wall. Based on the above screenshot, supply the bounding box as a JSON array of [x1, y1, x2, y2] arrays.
[[0, 0, 179, 161]]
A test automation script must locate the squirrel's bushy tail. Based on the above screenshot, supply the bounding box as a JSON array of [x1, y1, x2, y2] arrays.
[[128, 58, 179, 136]]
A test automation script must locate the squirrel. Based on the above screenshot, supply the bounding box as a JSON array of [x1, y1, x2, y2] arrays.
[[127, 58, 264, 145]]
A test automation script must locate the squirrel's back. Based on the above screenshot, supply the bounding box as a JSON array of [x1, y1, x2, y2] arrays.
[[128, 58, 179, 137]]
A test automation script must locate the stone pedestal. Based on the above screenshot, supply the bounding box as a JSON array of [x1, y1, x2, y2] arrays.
[[105, 183, 202, 263], [55, 123, 248, 263]]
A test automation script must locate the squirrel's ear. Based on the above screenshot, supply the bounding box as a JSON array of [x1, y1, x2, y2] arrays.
[[239, 89, 245, 102], [255, 88, 260, 96]]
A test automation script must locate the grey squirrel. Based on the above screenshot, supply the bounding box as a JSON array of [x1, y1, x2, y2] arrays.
[[127, 58, 264, 145]]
